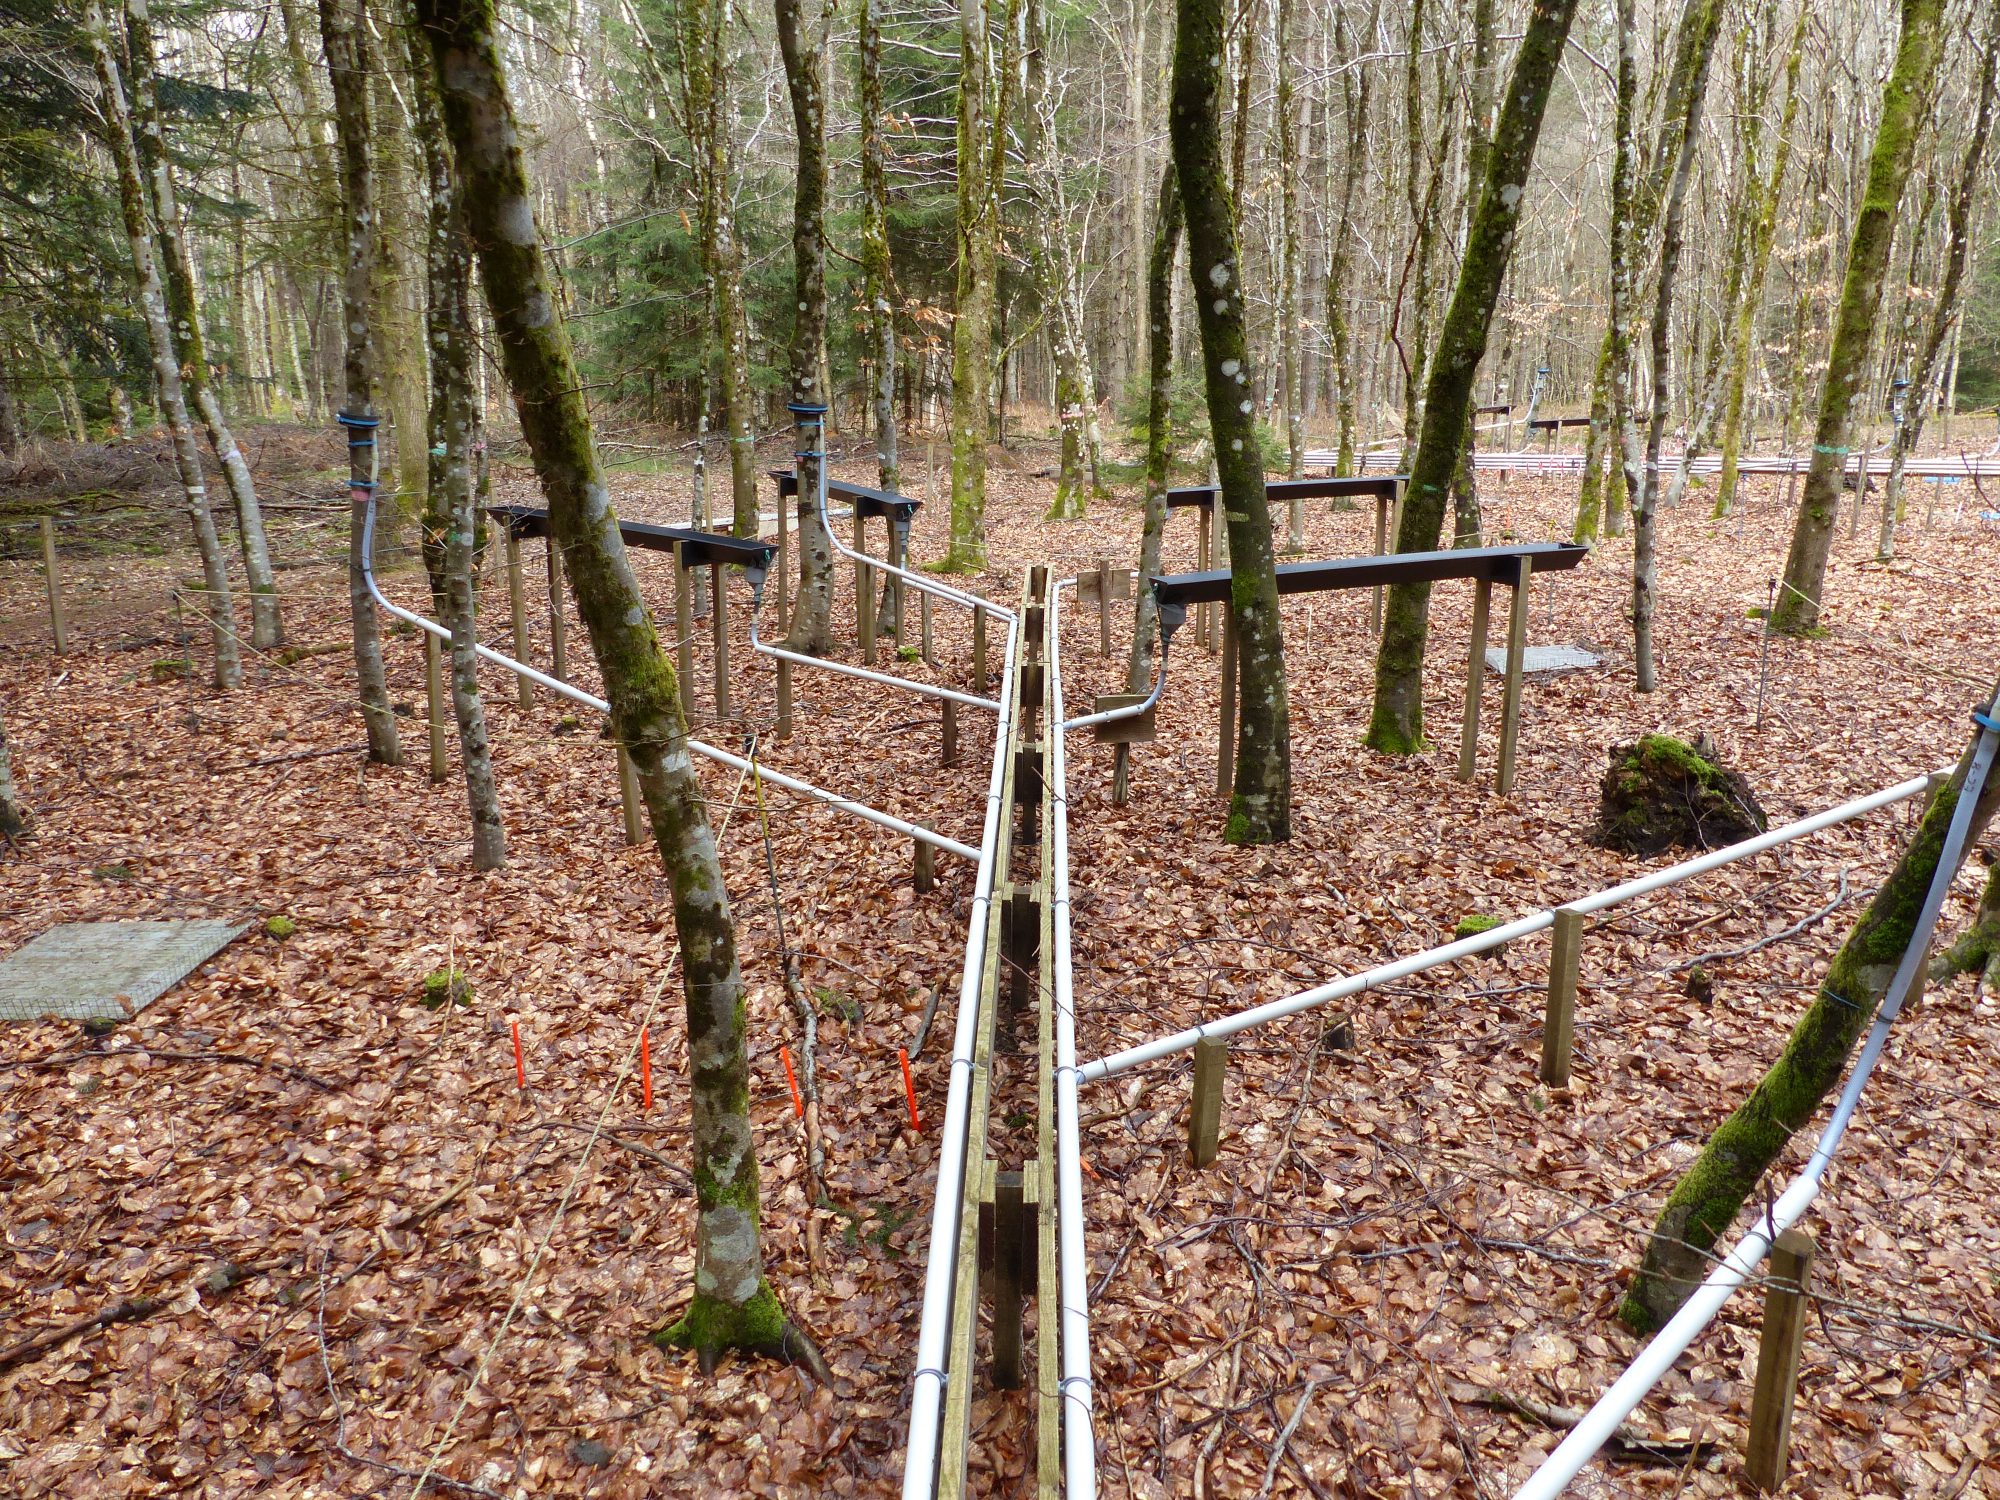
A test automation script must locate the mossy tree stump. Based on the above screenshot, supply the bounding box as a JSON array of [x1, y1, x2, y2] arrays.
[[1593, 733, 1766, 856]]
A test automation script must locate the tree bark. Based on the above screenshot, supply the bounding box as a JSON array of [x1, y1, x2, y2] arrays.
[[1129, 159, 1183, 694], [945, 0, 1007, 570], [1274, 0, 1304, 502], [123, 0, 284, 651], [412, 0, 813, 1372], [1322, 1, 1375, 480], [1362, 0, 1581, 756], [1172, 0, 1290, 844], [1772, 0, 1947, 636], [775, 0, 834, 654], [1571, 327, 1615, 543], [414, 21, 505, 871], [85, 0, 241, 693], [321, 0, 402, 763], [1876, 8, 1997, 560], [1448, 0, 1498, 549], [0, 706, 26, 839], [859, 0, 898, 497], [1623, 692, 2000, 1331]]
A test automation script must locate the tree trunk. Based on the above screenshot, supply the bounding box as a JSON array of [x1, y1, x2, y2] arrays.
[[321, 0, 402, 763], [413, 0, 814, 1372], [1630, 0, 1726, 693], [124, 0, 284, 652], [1274, 0, 1304, 501], [945, 0, 1005, 569], [1623, 694, 2000, 1332], [1714, 7, 1807, 519], [775, 0, 834, 655], [1448, 0, 1498, 549], [859, 0, 898, 497], [1877, 8, 1998, 560], [1129, 160, 1183, 694], [0, 706, 26, 839], [1571, 328, 1615, 543], [1323, 2, 1375, 481], [704, 0, 758, 538], [1363, 0, 1581, 756], [85, 0, 241, 693], [0, 362, 18, 456], [414, 21, 505, 871], [1773, 0, 1947, 636], [1172, 0, 1290, 844]]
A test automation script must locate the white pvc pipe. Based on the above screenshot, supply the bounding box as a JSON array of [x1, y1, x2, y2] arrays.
[[1079, 770, 1937, 1082], [796, 457, 1015, 622], [359, 496, 978, 863], [1060, 642, 1170, 735], [1048, 580, 1100, 1497], [901, 608, 1022, 1500], [750, 616, 999, 711], [1515, 717, 1994, 1500]]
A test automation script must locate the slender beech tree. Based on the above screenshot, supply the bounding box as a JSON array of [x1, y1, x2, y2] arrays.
[[125, 0, 283, 651], [1628, 0, 1726, 693], [1128, 159, 1182, 694], [320, 0, 402, 764], [84, 0, 241, 692], [413, 33, 504, 871], [1713, 6, 1808, 519], [1448, 0, 1499, 549], [1273, 0, 1304, 504], [1773, 0, 1948, 636], [1363, 0, 1581, 756], [858, 0, 897, 497], [702, 0, 758, 537], [1171, 0, 1289, 843], [944, 0, 1009, 569], [412, 0, 823, 1372], [1322, 0, 1376, 479], [1878, 7, 1998, 560], [1571, 330, 1615, 542], [775, 0, 834, 655], [1623, 681, 2000, 1330], [0, 706, 26, 839]]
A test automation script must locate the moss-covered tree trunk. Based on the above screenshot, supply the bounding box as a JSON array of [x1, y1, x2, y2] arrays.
[[125, 0, 283, 652], [775, 0, 834, 655], [320, 0, 402, 763], [701, 0, 759, 539], [1630, 0, 1725, 694], [414, 0, 814, 1371], [1713, 7, 1806, 520], [1274, 0, 1304, 500], [0, 706, 27, 839], [1362, 0, 1580, 755], [1876, 9, 1997, 561], [85, 0, 241, 694], [944, 0, 1000, 569], [1322, 3, 1371, 480], [1772, 0, 1946, 636], [1172, 0, 1291, 843], [1623, 710, 2000, 1331], [1128, 159, 1183, 695], [413, 34, 505, 872], [1447, 0, 1497, 551], [1571, 328, 1614, 543], [1930, 858, 2000, 993], [859, 0, 897, 498]]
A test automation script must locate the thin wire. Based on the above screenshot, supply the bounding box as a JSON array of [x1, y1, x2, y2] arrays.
[[409, 758, 752, 1498]]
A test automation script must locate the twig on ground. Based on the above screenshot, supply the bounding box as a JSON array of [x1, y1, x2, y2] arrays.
[[1446, 1381, 1718, 1465], [2, 1046, 337, 1092], [0, 1258, 271, 1373], [1255, 1379, 1318, 1499]]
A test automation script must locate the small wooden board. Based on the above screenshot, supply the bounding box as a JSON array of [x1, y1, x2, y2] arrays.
[[1091, 692, 1156, 744], [1077, 567, 1134, 605]]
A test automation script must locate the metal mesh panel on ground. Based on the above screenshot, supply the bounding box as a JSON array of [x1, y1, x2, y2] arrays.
[[1485, 644, 1604, 675], [0, 920, 246, 1024]]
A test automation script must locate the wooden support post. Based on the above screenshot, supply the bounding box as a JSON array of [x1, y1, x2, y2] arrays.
[[888, 519, 907, 649], [990, 1169, 1030, 1388], [617, 745, 645, 845], [40, 515, 66, 655], [1370, 494, 1389, 634], [1745, 1230, 1816, 1492], [774, 485, 790, 634], [855, 511, 876, 663], [671, 540, 694, 721], [546, 537, 568, 681], [914, 822, 936, 894], [920, 589, 934, 665], [1112, 741, 1130, 806], [1496, 555, 1531, 796], [1216, 607, 1238, 799], [1196, 502, 1214, 651], [1097, 558, 1112, 658], [941, 695, 959, 766], [1541, 905, 1583, 1087], [1458, 578, 1493, 781], [710, 562, 730, 720], [505, 525, 532, 711], [973, 605, 988, 693], [1189, 1035, 1227, 1168], [776, 658, 793, 739], [424, 631, 448, 783]]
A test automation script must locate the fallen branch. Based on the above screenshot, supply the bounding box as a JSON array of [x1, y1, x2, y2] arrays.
[[1446, 1381, 1718, 1465], [1665, 870, 1862, 973], [517, 1119, 690, 1182], [0, 1258, 270, 1373], [213, 741, 369, 774], [3, 1047, 337, 1092]]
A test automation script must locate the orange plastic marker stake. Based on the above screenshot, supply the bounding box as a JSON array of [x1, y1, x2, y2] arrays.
[[898, 1047, 921, 1132], [511, 1020, 526, 1091], [640, 1025, 653, 1112], [779, 1045, 804, 1119]]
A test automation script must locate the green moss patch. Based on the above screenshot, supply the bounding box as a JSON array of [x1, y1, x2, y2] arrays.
[[1592, 733, 1766, 856]]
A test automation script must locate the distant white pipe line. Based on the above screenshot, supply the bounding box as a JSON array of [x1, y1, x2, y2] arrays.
[[749, 616, 999, 711], [1079, 769, 1940, 1081], [358, 495, 977, 863], [1320, 448, 2000, 478]]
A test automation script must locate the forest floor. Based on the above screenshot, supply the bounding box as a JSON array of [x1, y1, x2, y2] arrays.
[[2, 424, 1998, 1498]]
